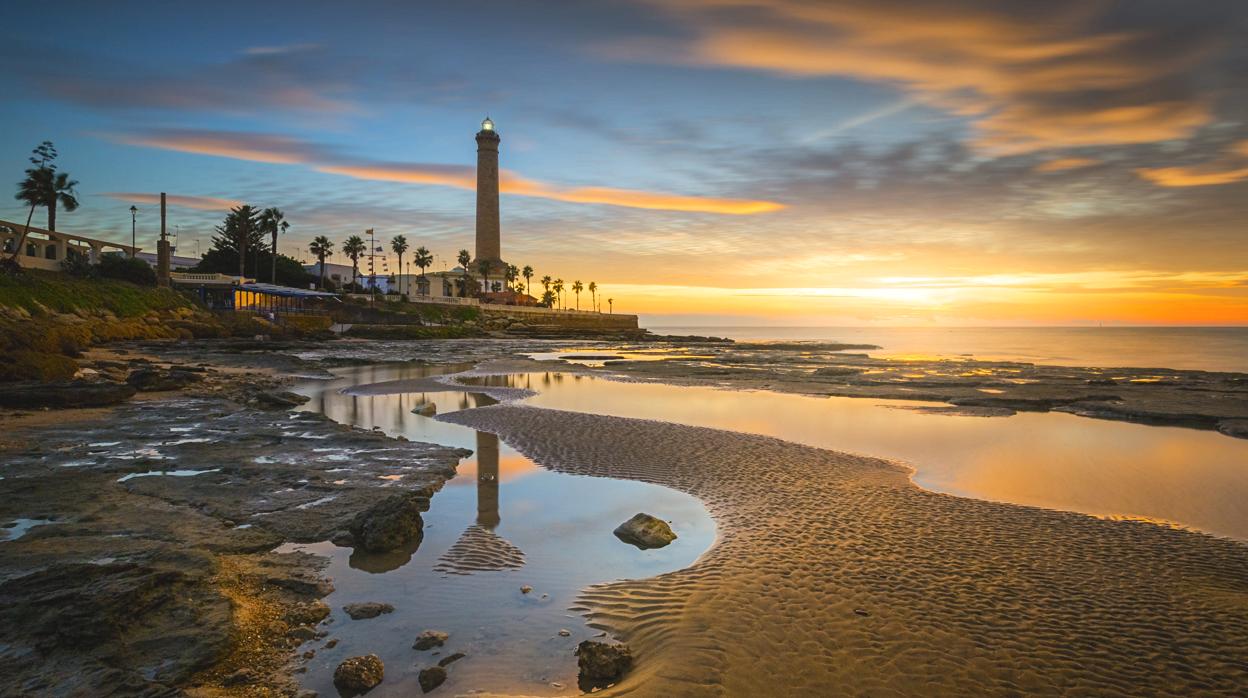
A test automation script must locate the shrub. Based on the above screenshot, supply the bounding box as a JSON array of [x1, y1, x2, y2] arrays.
[[97, 255, 156, 286], [61, 254, 95, 278]]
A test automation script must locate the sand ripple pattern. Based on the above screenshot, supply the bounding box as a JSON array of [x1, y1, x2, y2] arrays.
[[441, 405, 1248, 697], [434, 524, 526, 575]]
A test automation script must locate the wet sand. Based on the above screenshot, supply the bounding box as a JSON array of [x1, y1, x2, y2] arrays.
[[443, 404, 1248, 695]]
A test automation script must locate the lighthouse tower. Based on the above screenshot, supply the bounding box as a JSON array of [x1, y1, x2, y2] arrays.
[[475, 117, 503, 273]]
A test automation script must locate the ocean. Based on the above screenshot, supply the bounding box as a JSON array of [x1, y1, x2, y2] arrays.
[[643, 326, 1248, 373]]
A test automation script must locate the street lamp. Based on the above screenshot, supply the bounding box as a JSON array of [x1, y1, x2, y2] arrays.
[[129, 206, 138, 258]]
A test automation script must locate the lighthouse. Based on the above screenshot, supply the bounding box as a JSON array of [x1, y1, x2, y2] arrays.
[[475, 117, 503, 272]]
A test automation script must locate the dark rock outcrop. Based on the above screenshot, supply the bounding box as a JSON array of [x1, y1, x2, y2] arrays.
[[0, 380, 135, 408], [342, 602, 394, 620], [348, 491, 430, 553], [576, 640, 632, 686], [126, 367, 202, 392], [412, 629, 448, 651], [333, 655, 384, 693], [418, 665, 447, 693]]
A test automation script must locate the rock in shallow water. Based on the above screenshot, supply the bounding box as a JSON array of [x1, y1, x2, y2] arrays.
[[0, 380, 136, 408], [613, 512, 677, 549], [576, 640, 633, 684], [348, 491, 429, 553], [333, 654, 384, 692], [417, 665, 447, 693], [413, 629, 449, 650], [342, 602, 394, 620]]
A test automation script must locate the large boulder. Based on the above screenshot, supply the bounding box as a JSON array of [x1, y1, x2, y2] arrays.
[[613, 513, 677, 550], [0, 380, 136, 408], [333, 655, 384, 693], [576, 640, 632, 685], [348, 492, 430, 553]]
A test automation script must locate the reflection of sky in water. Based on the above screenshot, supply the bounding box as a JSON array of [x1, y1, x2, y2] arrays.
[[462, 373, 1248, 541], [291, 365, 716, 696]]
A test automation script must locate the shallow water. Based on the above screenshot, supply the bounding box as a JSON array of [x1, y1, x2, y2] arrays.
[[462, 372, 1248, 540], [292, 365, 715, 696], [646, 326, 1248, 372]]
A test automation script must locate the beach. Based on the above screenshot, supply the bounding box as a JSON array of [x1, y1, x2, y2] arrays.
[[2, 336, 1247, 696]]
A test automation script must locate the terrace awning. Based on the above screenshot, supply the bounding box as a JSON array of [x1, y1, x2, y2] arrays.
[[239, 283, 340, 299]]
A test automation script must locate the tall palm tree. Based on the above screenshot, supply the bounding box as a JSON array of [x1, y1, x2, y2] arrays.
[[308, 236, 333, 289], [260, 207, 287, 283], [457, 249, 471, 296], [588, 281, 597, 312], [522, 265, 534, 297], [13, 141, 79, 262], [572, 280, 584, 310], [390, 235, 409, 295], [342, 235, 366, 289], [477, 259, 493, 298], [414, 246, 432, 295], [553, 278, 564, 310], [506, 264, 519, 293], [608, 298, 614, 314]]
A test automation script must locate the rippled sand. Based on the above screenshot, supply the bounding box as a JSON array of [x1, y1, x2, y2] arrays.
[[442, 405, 1248, 696]]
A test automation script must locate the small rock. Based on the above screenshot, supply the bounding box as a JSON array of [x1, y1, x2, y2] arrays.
[[413, 629, 449, 650], [303, 650, 316, 659], [613, 513, 677, 549], [576, 641, 633, 684], [437, 652, 465, 667], [343, 602, 395, 620], [854, 608, 870, 617], [418, 666, 447, 693], [349, 491, 429, 553], [289, 626, 318, 641], [410, 401, 437, 417], [333, 655, 384, 692], [254, 389, 311, 409], [558, 629, 571, 637], [520, 585, 533, 594], [222, 668, 256, 686], [324, 638, 339, 649]]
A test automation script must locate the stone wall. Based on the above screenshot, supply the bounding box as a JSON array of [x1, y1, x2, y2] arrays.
[[479, 305, 638, 331]]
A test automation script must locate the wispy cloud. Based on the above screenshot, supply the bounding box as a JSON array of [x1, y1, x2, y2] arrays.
[[114, 129, 784, 215], [101, 192, 242, 211], [1034, 157, 1100, 173], [605, 0, 1243, 154]]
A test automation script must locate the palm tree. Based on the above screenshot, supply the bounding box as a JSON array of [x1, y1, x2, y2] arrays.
[[308, 236, 333, 289], [608, 298, 614, 314], [414, 246, 432, 295], [588, 281, 598, 312], [342, 235, 366, 289], [457, 249, 471, 296], [522, 265, 534, 297], [506, 264, 519, 294], [13, 141, 79, 263], [553, 278, 564, 310], [572, 280, 584, 310], [259, 207, 287, 283], [476, 259, 493, 298], [390, 235, 409, 295]]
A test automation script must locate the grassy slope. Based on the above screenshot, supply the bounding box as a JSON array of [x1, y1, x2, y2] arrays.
[[0, 270, 190, 317]]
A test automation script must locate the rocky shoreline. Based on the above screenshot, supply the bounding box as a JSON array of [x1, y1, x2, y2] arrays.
[[0, 347, 470, 696]]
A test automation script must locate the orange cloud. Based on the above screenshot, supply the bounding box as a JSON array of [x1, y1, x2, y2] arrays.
[[118, 129, 783, 216], [1135, 140, 1248, 187], [102, 192, 242, 211], [1034, 157, 1100, 173], [616, 0, 1220, 153]]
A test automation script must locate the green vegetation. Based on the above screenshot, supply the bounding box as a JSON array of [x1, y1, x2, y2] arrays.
[[0, 269, 188, 317]]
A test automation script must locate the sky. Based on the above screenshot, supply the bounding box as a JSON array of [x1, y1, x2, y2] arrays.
[[2, 0, 1246, 326]]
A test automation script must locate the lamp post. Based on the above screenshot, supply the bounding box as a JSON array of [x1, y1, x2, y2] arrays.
[[129, 206, 138, 258]]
